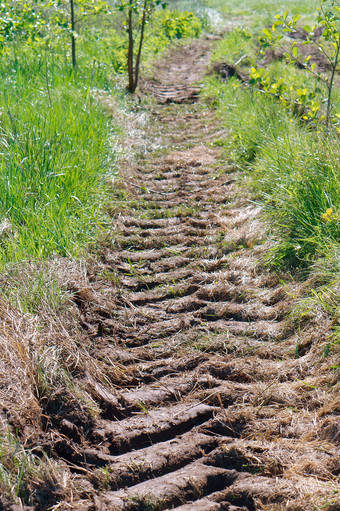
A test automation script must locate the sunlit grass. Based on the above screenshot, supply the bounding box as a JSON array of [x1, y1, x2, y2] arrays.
[[205, 66, 340, 267], [204, 18, 340, 264], [0, 61, 113, 264], [201, 0, 319, 17]]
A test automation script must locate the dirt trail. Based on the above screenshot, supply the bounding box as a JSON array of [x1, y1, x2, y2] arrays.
[[38, 39, 339, 510]]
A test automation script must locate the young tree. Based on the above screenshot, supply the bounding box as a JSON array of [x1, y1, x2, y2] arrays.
[[70, 0, 77, 68], [117, 0, 167, 93], [257, 0, 340, 127]]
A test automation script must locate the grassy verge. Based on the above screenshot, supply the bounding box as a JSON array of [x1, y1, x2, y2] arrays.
[[200, 0, 319, 25], [0, 7, 205, 267], [0, 64, 112, 264], [203, 10, 340, 351]]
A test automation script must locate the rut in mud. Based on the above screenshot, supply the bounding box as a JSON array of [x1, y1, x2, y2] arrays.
[[18, 38, 339, 510]]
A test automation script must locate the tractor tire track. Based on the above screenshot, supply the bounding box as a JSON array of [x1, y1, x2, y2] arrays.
[[51, 38, 339, 511]]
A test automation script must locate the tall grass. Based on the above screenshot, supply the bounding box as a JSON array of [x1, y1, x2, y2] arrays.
[[205, 26, 340, 269], [0, 28, 120, 265], [205, 71, 340, 268], [254, 132, 340, 267], [0, 7, 205, 267], [205, 22, 340, 346], [0, 66, 112, 263]]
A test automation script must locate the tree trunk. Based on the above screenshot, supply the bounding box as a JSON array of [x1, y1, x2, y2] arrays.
[[326, 36, 340, 127], [127, 0, 135, 92], [70, 0, 77, 69], [134, 0, 147, 91]]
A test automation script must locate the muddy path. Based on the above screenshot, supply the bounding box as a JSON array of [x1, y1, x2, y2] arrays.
[[32, 38, 339, 510]]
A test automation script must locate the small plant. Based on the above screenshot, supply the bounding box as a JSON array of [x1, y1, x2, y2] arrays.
[[127, 493, 161, 511], [0, 429, 46, 501]]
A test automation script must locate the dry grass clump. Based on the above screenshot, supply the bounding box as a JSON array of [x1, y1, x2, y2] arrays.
[[221, 436, 339, 477], [0, 432, 74, 508], [309, 416, 340, 444], [0, 306, 42, 434], [256, 484, 339, 511], [221, 439, 339, 511], [0, 258, 123, 504]]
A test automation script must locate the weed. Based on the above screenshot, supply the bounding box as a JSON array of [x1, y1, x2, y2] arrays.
[[168, 284, 182, 297], [128, 494, 165, 511], [127, 258, 137, 276], [1, 266, 69, 315], [0, 429, 70, 504], [96, 465, 111, 489]]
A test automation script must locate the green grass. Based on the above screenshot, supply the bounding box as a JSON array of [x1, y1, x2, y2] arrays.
[[0, 429, 41, 500], [201, 0, 319, 18], [0, 7, 205, 268], [204, 21, 340, 267], [205, 70, 340, 267], [255, 133, 340, 266], [204, 9, 340, 345], [204, 74, 292, 162], [0, 425, 76, 504], [0, 64, 112, 264]]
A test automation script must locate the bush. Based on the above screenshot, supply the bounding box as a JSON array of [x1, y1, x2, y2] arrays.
[[161, 11, 202, 40]]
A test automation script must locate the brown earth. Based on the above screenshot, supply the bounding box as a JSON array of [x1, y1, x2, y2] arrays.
[[1, 37, 339, 510]]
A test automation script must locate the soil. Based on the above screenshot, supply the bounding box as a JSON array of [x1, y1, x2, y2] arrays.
[[3, 36, 340, 511]]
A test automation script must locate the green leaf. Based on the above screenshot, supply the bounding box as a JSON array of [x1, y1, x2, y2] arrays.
[[292, 46, 299, 58], [262, 27, 272, 38]]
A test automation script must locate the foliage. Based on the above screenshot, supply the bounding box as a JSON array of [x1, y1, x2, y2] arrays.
[[256, 0, 340, 126], [0, 0, 45, 49], [108, 9, 203, 75], [161, 10, 202, 39], [0, 0, 110, 67], [41, 0, 110, 68], [115, 0, 203, 92]]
